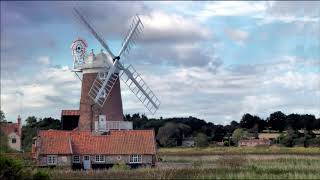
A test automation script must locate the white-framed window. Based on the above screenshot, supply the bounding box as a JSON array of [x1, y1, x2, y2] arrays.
[[11, 138, 16, 144], [47, 155, 57, 165], [129, 155, 142, 163], [72, 155, 80, 163], [95, 155, 105, 162], [83, 155, 90, 161], [98, 72, 107, 80]]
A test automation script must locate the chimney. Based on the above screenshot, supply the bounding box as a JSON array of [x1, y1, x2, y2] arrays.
[[17, 115, 22, 135], [17, 115, 21, 125]]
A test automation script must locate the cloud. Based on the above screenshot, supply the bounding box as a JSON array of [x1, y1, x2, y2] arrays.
[[37, 56, 51, 65], [1, 64, 81, 120], [140, 11, 211, 43], [121, 55, 320, 123], [225, 28, 249, 45]]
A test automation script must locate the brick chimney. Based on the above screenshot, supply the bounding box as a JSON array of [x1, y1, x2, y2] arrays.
[[17, 115, 22, 135]]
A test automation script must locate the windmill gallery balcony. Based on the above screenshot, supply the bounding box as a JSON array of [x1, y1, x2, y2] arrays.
[[95, 121, 133, 132]]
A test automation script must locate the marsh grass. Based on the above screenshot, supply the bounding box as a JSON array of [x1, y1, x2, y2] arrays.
[[159, 147, 320, 156], [47, 157, 320, 179]]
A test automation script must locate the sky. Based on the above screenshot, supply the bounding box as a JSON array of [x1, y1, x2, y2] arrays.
[[1, 1, 320, 125]]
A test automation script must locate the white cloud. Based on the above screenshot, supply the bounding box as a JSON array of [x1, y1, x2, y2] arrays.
[[1, 64, 81, 121], [140, 11, 212, 43], [37, 56, 51, 65], [196, 1, 268, 21], [225, 28, 249, 45]]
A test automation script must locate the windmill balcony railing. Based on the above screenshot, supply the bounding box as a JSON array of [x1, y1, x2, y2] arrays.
[[101, 121, 133, 131]]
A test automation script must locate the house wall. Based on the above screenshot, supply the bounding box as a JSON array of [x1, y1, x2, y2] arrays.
[[38, 155, 72, 167], [7, 132, 21, 151], [38, 154, 155, 167]]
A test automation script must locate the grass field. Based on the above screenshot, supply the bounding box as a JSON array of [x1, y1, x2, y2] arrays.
[[158, 146, 320, 156], [46, 157, 320, 179], [44, 147, 320, 179]]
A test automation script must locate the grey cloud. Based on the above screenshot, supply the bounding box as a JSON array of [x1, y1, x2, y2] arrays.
[[267, 1, 320, 18]]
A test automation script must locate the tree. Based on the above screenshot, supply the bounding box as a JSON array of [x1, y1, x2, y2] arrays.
[[240, 113, 256, 129], [268, 111, 286, 132], [194, 133, 209, 147], [0, 110, 6, 122], [232, 128, 248, 145], [156, 122, 180, 147], [22, 116, 61, 151]]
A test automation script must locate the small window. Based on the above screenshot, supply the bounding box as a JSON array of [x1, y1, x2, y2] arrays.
[[83, 155, 90, 161], [99, 72, 107, 80], [11, 138, 16, 144], [117, 156, 121, 160], [129, 155, 142, 163], [73, 155, 80, 163], [47, 155, 57, 165], [95, 155, 105, 162]]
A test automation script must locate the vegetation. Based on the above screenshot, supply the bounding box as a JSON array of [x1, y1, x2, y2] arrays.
[[45, 157, 320, 179], [194, 133, 209, 147], [22, 116, 61, 151], [126, 112, 320, 148], [158, 147, 320, 156]]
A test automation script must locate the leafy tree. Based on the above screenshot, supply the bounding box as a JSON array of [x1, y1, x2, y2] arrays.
[[240, 113, 256, 129], [156, 122, 180, 147], [194, 133, 209, 147], [22, 116, 61, 151], [231, 128, 248, 145], [268, 111, 286, 132], [0, 110, 6, 122]]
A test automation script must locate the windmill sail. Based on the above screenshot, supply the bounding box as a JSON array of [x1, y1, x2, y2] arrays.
[[88, 60, 120, 106], [118, 15, 144, 58], [73, 8, 115, 58], [120, 64, 160, 114]]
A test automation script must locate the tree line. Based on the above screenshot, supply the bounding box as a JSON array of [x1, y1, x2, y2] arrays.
[[1, 110, 320, 151]]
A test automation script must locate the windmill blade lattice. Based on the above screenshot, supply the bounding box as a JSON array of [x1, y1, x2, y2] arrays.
[[120, 64, 160, 114], [118, 15, 144, 58]]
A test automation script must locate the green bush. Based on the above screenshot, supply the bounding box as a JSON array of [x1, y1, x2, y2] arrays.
[[0, 155, 24, 180], [112, 161, 130, 170], [195, 133, 209, 147], [33, 170, 50, 180]]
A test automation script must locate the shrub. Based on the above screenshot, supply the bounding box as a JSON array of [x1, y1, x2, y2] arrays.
[[0, 155, 24, 180], [112, 161, 130, 170], [195, 133, 209, 147], [33, 170, 50, 180]]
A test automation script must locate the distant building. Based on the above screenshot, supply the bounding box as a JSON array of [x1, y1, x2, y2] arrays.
[[238, 138, 271, 147], [258, 133, 281, 141], [181, 137, 194, 147], [0, 116, 22, 151]]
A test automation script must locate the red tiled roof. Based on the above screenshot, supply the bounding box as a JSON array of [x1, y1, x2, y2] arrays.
[[61, 110, 80, 116], [0, 122, 20, 136], [39, 136, 72, 155], [37, 129, 156, 155]]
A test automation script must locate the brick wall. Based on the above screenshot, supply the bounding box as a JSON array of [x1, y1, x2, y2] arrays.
[[79, 73, 124, 131]]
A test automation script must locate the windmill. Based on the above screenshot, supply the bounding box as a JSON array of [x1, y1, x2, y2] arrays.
[[71, 8, 160, 131]]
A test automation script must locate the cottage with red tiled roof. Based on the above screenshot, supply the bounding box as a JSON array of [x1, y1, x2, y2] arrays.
[[32, 130, 156, 169], [0, 116, 22, 151]]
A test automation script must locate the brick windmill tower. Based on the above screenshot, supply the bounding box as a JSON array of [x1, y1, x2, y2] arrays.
[[70, 9, 160, 132]]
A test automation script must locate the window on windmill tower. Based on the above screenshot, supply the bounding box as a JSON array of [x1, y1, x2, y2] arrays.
[[12, 138, 16, 144], [98, 72, 107, 80]]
